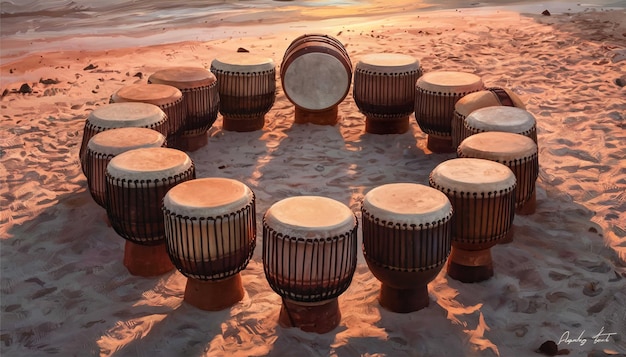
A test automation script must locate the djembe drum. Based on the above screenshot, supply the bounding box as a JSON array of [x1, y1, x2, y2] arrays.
[[281, 34, 352, 125], [353, 53, 422, 134], [163, 178, 256, 310], [458, 132, 539, 216], [148, 67, 219, 151], [461, 106, 538, 145], [263, 196, 357, 333], [429, 158, 516, 283], [414, 71, 484, 153], [110, 83, 186, 149], [82, 127, 166, 208], [451, 87, 525, 149], [105, 147, 195, 277], [79, 102, 168, 167], [361, 183, 452, 313], [210, 54, 276, 132]]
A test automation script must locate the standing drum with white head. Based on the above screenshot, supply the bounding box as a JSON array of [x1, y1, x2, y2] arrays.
[[353, 53, 423, 134], [263, 196, 357, 333], [430, 158, 516, 283], [361, 183, 452, 313], [148, 66, 219, 151], [210, 53, 276, 132], [105, 147, 195, 277], [414, 71, 484, 152], [163, 178, 256, 311]]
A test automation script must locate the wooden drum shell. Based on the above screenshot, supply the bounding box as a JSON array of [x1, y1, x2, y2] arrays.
[[148, 67, 220, 137], [163, 197, 257, 281], [105, 162, 196, 245], [210, 57, 276, 131], [262, 222, 358, 303], [353, 55, 422, 134]]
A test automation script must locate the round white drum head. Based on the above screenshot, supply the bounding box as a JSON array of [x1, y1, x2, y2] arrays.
[[88, 127, 165, 155], [363, 183, 451, 226], [163, 177, 253, 218], [466, 106, 536, 133], [417, 71, 483, 94], [283, 52, 350, 110], [107, 147, 192, 182], [459, 132, 537, 161], [265, 196, 355, 238], [88, 102, 166, 128], [357, 53, 420, 74], [431, 158, 516, 193]]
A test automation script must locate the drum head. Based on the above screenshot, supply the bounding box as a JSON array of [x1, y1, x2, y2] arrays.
[[357, 53, 420, 74], [87, 102, 166, 128], [458, 132, 537, 161], [466, 106, 536, 133], [430, 158, 516, 194], [107, 147, 192, 182], [417, 71, 483, 94], [283, 53, 350, 111], [112, 83, 183, 106], [265, 196, 355, 238], [88, 128, 165, 155], [148, 67, 216, 89], [363, 183, 451, 226], [163, 177, 253, 217]]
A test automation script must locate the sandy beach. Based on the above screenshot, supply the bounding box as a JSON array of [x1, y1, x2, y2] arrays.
[[1, 1, 625, 356]]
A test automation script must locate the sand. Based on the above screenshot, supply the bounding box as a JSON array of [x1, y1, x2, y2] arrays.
[[1, 3, 625, 357]]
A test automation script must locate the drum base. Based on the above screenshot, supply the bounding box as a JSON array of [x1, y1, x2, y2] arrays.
[[379, 283, 429, 313], [184, 274, 245, 311], [279, 298, 341, 334], [223, 115, 265, 132], [516, 188, 537, 216], [179, 132, 208, 152], [447, 247, 493, 283], [294, 106, 338, 126], [427, 135, 455, 153], [365, 116, 410, 135], [123, 241, 175, 277]]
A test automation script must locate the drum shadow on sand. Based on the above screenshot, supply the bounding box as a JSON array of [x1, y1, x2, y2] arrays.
[[0, 187, 234, 356]]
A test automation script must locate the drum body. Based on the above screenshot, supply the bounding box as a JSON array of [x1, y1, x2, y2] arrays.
[[353, 54, 422, 134], [210, 54, 276, 132], [163, 178, 256, 310], [110, 83, 186, 149], [105, 147, 195, 276], [361, 183, 452, 313], [458, 132, 539, 216], [79, 102, 168, 167], [281, 34, 352, 125], [148, 67, 219, 150], [82, 127, 166, 208], [414, 71, 484, 152], [263, 196, 357, 333], [462, 106, 538, 145], [452, 87, 525, 149], [429, 158, 516, 283]]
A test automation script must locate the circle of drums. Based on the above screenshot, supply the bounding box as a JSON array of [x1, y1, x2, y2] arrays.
[[79, 34, 539, 334]]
